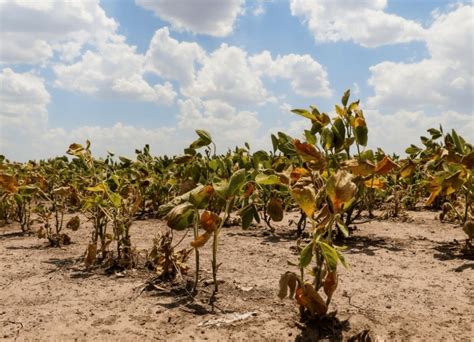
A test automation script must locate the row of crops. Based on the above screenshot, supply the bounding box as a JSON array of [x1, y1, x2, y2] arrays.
[[0, 90, 472, 319]]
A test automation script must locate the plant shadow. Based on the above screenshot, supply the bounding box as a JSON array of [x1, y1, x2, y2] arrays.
[[432, 241, 474, 261], [295, 312, 351, 342], [344, 235, 404, 256]]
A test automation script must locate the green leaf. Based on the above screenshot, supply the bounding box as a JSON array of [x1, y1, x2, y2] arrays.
[[304, 130, 316, 145], [341, 89, 350, 107], [291, 109, 316, 121], [299, 242, 313, 268], [165, 202, 196, 231], [451, 129, 464, 154], [109, 193, 122, 208], [227, 169, 246, 197], [354, 117, 368, 146], [319, 241, 339, 271]]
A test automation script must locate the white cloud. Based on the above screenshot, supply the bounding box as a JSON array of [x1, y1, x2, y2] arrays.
[[183, 44, 270, 106], [250, 51, 332, 97], [145, 27, 205, 85], [135, 0, 244, 37], [366, 109, 474, 155], [0, 68, 50, 129], [0, 0, 117, 64], [53, 35, 177, 105], [367, 4, 473, 113], [290, 0, 425, 47], [178, 98, 261, 148]]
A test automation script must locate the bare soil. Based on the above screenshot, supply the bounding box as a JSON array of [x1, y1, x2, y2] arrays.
[[0, 211, 472, 341]]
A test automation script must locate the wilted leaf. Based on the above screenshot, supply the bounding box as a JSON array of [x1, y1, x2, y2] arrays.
[[374, 156, 399, 175], [354, 117, 368, 146], [364, 177, 386, 190], [323, 271, 338, 299], [342, 159, 375, 176], [290, 167, 309, 182], [200, 210, 221, 233], [189, 185, 214, 208], [0, 174, 18, 193], [326, 170, 357, 212], [291, 186, 316, 217], [302, 283, 328, 315], [166, 202, 196, 231], [191, 231, 212, 248], [66, 216, 80, 231], [293, 140, 325, 168], [84, 243, 97, 268], [278, 272, 299, 299], [267, 197, 284, 222], [399, 160, 417, 179]]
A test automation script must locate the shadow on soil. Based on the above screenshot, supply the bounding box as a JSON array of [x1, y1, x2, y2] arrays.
[[432, 241, 474, 261], [295, 313, 351, 342], [345, 235, 404, 256]]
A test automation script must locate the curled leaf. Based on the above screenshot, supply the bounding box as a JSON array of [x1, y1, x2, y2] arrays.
[[66, 216, 80, 231], [84, 243, 97, 268], [323, 271, 338, 299], [191, 231, 212, 248], [200, 210, 221, 233], [326, 170, 357, 212], [291, 186, 316, 217], [267, 197, 284, 222], [374, 156, 399, 175], [278, 272, 299, 299], [165, 202, 196, 231]]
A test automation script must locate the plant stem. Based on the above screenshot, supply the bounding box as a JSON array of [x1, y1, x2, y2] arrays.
[[192, 209, 200, 294], [212, 200, 232, 293]]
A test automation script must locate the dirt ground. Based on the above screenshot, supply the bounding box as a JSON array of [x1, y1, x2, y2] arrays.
[[0, 210, 472, 341]]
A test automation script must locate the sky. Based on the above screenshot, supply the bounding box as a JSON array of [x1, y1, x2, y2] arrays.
[[0, 0, 473, 161]]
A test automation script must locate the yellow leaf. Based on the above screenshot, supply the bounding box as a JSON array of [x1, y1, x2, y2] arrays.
[[342, 159, 375, 176], [326, 170, 357, 212], [375, 156, 399, 175], [291, 186, 316, 217]]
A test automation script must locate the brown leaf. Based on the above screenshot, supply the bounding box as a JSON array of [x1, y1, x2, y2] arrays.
[[0, 174, 18, 193], [278, 272, 299, 299], [293, 139, 326, 169], [374, 156, 399, 175], [323, 271, 338, 299], [302, 283, 328, 315], [200, 210, 221, 233], [191, 231, 212, 248], [267, 197, 284, 222], [66, 216, 80, 231], [342, 159, 375, 176], [84, 243, 97, 268]]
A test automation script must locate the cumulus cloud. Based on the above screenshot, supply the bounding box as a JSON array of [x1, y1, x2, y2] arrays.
[[250, 51, 332, 97], [290, 0, 425, 47], [183, 44, 270, 106], [177, 98, 261, 149], [135, 0, 244, 37], [145, 27, 205, 85], [53, 32, 177, 105], [0, 0, 117, 64]]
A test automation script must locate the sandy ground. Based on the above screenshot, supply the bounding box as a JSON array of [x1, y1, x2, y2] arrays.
[[0, 211, 473, 341]]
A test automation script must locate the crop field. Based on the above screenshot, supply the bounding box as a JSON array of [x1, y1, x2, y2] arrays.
[[0, 91, 473, 341]]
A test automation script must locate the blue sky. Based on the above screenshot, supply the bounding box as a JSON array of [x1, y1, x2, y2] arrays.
[[0, 0, 472, 161]]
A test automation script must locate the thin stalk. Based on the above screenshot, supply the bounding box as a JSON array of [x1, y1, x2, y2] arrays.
[[212, 200, 232, 293], [192, 209, 200, 294]]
